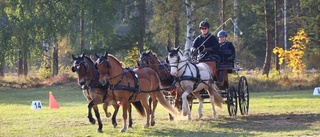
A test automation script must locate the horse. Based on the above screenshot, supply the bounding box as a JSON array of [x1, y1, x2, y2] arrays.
[[71, 53, 145, 133], [166, 46, 224, 120], [95, 51, 178, 132], [138, 50, 194, 120]]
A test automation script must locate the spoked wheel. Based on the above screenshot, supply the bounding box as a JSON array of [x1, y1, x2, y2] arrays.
[[238, 76, 249, 115], [227, 86, 238, 117]]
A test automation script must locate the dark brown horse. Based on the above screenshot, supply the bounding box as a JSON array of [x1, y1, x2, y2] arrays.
[[95, 51, 178, 132], [71, 53, 145, 133], [138, 50, 194, 120]]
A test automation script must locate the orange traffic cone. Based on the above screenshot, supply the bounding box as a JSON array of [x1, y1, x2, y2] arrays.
[[49, 91, 59, 109]]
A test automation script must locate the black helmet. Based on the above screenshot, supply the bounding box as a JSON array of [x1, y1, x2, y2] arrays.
[[217, 30, 228, 37], [199, 21, 210, 28]]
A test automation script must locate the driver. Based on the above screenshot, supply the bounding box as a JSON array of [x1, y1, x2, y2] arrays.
[[191, 21, 220, 79]]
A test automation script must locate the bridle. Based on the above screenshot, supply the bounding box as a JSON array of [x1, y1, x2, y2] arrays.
[[96, 56, 124, 82], [167, 52, 188, 72], [139, 55, 152, 68], [72, 58, 91, 85]]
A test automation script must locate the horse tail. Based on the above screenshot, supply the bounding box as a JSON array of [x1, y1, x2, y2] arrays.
[[212, 91, 223, 108], [156, 91, 178, 116], [131, 101, 146, 117]]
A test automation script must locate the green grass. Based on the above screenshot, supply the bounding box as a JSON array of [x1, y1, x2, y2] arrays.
[[0, 84, 319, 137]]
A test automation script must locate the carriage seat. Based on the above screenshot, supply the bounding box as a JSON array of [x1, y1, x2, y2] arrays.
[[217, 50, 234, 73]]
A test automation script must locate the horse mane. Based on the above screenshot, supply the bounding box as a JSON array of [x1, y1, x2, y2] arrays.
[[83, 55, 95, 67], [148, 50, 161, 63], [107, 54, 123, 67]]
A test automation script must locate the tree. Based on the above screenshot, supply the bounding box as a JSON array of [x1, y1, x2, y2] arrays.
[[273, 29, 309, 74], [262, 0, 273, 76]]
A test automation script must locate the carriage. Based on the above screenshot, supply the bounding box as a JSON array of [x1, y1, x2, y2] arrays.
[[139, 48, 249, 118], [200, 53, 249, 117], [167, 49, 249, 117]]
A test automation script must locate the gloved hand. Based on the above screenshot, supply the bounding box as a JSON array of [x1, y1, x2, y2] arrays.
[[203, 48, 213, 52], [227, 56, 233, 60]]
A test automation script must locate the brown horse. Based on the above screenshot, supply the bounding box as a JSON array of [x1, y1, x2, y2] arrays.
[[95, 51, 178, 132], [71, 53, 145, 133], [138, 50, 194, 120]]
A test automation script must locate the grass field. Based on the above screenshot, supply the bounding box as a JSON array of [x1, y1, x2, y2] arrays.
[[0, 83, 319, 137]]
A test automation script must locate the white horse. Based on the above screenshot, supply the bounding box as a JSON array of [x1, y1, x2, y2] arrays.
[[166, 46, 223, 120]]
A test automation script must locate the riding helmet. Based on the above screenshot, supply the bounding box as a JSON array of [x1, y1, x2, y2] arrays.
[[217, 30, 228, 37], [199, 21, 210, 28]]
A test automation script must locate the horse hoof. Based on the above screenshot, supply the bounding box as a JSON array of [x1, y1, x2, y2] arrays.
[[144, 124, 150, 128], [213, 114, 217, 119], [188, 117, 192, 121], [97, 129, 103, 133], [90, 119, 96, 124], [169, 117, 174, 121], [120, 128, 127, 132], [199, 114, 203, 118], [183, 112, 188, 116], [128, 125, 133, 128], [113, 123, 117, 128], [106, 112, 112, 118], [151, 120, 155, 126]]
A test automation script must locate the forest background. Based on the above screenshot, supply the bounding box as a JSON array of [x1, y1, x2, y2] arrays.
[[0, 0, 319, 91]]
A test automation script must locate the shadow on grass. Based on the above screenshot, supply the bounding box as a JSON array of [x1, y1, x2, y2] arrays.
[[149, 128, 253, 137], [216, 113, 320, 133]]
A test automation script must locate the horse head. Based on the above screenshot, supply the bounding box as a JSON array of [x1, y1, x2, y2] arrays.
[[166, 46, 182, 77], [138, 50, 161, 69], [71, 53, 94, 86], [95, 51, 123, 86]]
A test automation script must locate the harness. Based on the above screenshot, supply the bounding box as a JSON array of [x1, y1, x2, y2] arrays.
[[110, 68, 140, 93], [75, 58, 109, 102], [176, 62, 202, 90]]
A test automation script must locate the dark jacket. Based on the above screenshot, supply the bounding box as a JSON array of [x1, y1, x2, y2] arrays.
[[192, 33, 220, 62], [219, 41, 236, 63]]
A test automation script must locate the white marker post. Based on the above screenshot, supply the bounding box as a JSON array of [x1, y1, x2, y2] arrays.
[[31, 101, 43, 110], [313, 87, 320, 96]]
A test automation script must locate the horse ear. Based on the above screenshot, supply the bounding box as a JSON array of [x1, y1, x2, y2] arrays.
[[72, 54, 76, 60], [81, 53, 85, 57], [137, 61, 140, 67], [95, 53, 100, 58], [104, 51, 108, 57], [71, 66, 76, 72], [165, 57, 169, 64], [166, 46, 171, 52], [176, 46, 181, 51]]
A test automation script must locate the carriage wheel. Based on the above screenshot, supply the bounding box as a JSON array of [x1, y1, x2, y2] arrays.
[[227, 86, 238, 117], [238, 76, 249, 115]]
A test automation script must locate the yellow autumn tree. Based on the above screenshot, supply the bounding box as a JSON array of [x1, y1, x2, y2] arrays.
[[273, 29, 309, 74]]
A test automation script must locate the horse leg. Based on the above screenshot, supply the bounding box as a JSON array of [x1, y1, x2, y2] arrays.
[[140, 98, 151, 128], [192, 91, 204, 119], [110, 103, 119, 128], [150, 94, 158, 126], [87, 101, 96, 124], [120, 101, 129, 132], [207, 88, 217, 119], [181, 91, 191, 120], [93, 105, 103, 133], [128, 104, 133, 128], [103, 103, 112, 118]]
